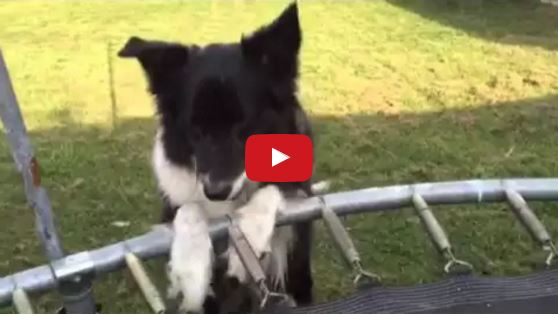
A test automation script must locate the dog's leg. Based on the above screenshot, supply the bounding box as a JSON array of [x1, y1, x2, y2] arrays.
[[286, 221, 314, 305], [280, 182, 314, 305], [167, 203, 213, 313], [226, 185, 284, 283]]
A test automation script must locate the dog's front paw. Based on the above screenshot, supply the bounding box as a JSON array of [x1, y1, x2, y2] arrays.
[[255, 184, 285, 208], [226, 247, 250, 284], [227, 246, 272, 284], [168, 203, 213, 312], [226, 185, 283, 283]]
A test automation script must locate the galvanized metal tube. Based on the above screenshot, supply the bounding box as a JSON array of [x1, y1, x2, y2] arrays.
[[0, 50, 64, 261], [0, 50, 31, 172], [1, 179, 558, 306], [0, 50, 97, 314], [281, 179, 558, 226]]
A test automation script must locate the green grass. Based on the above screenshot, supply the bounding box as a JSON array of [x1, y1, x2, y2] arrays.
[[1, 0, 558, 312]]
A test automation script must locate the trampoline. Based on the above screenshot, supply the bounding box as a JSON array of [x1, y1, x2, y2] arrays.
[[266, 269, 558, 314], [2, 49, 558, 314]]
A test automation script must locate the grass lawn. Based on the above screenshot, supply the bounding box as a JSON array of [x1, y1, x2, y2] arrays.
[[1, 0, 558, 312]]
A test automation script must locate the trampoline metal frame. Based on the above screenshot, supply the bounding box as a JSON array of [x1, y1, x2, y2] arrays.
[[2, 49, 558, 313]]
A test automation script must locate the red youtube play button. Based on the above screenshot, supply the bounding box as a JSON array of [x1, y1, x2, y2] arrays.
[[245, 134, 313, 182]]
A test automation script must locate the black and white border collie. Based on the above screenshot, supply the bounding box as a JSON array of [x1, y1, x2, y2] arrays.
[[119, 2, 317, 313]]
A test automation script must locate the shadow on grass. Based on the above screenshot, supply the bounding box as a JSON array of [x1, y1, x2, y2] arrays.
[[1, 93, 557, 311], [388, 0, 558, 51]]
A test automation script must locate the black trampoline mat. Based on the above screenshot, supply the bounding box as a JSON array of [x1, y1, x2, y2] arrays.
[[422, 295, 558, 314], [264, 269, 558, 314]]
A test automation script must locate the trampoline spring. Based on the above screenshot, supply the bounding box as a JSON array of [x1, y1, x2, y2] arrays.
[[319, 198, 380, 285], [124, 253, 166, 314], [545, 243, 558, 267], [227, 221, 293, 309], [505, 189, 558, 266], [12, 288, 34, 314], [442, 250, 474, 275], [412, 193, 473, 274]]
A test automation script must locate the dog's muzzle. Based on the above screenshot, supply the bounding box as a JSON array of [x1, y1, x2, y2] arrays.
[[203, 183, 232, 201]]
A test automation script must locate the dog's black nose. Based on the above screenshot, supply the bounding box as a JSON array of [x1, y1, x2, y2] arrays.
[[203, 184, 232, 201]]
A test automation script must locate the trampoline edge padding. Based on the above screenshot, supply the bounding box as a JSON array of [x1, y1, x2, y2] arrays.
[[267, 269, 558, 314]]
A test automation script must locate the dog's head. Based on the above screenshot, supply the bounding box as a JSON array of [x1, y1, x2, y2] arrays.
[[119, 2, 305, 201]]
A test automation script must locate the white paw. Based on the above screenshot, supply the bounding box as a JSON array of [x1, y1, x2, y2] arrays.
[[227, 185, 283, 282], [250, 185, 284, 209], [226, 247, 249, 283], [311, 180, 331, 194], [167, 203, 213, 312], [166, 262, 181, 299], [226, 245, 273, 284]]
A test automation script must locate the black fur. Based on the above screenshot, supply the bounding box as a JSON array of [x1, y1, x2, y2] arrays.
[[119, 2, 314, 312]]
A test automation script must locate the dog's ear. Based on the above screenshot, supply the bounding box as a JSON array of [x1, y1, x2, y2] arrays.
[[241, 2, 301, 80], [118, 36, 189, 93]]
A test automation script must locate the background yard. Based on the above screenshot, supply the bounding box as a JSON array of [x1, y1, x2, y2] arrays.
[[1, 0, 558, 313]]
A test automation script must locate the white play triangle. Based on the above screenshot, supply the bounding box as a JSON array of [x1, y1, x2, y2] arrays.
[[271, 148, 290, 167]]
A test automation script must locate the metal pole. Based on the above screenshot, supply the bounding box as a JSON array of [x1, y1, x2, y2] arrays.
[[0, 49, 97, 314], [1, 178, 558, 306]]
